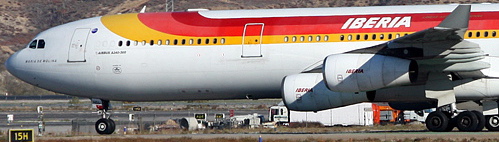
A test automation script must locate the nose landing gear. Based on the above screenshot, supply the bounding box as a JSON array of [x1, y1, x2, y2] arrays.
[[96, 118, 115, 134], [94, 99, 115, 134]]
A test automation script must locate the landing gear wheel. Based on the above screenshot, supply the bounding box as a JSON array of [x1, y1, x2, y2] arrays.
[[109, 119, 116, 133], [456, 111, 479, 132], [485, 115, 499, 131], [471, 111, 485, 132], [426, 111, 450, 132], [95, 118, 115, 134], [445, 116, 456, 132]]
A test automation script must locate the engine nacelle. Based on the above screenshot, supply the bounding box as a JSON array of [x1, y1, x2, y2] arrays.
[[282, 73, 369, 111], [323, 54, 418, 92]]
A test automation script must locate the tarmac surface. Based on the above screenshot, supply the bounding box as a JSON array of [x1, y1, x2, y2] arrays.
[[0, 98, 491, 141], [0, 99, 275, 135], [0, 109, 269, 134]]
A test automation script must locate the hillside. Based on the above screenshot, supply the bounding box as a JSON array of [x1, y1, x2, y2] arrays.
[[0, 0, 496, 95]]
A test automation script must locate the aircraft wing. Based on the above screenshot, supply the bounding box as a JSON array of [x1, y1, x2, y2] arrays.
[[346, 5, 489, 75], [336, 5, 486, 107], [302, 5, 488, 78]]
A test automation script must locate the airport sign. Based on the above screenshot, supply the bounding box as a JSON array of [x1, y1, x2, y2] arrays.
[[9, 129, 34, 142]]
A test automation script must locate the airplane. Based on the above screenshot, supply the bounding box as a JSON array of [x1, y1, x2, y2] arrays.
[[5, 3, 499, 134]]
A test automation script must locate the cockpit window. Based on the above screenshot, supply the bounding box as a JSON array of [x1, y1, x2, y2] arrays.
[[37, 40, 45, 49], [29, 40, 37, 49], [28, 39, 45, 49]]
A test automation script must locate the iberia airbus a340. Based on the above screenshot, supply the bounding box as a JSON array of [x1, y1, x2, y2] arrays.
[[5, 4, 499, 134]]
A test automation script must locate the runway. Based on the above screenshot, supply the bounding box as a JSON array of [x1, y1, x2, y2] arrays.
[[0, 109, 269, 134], [1, 99, 493, 141], [0, 99, 275, 135]]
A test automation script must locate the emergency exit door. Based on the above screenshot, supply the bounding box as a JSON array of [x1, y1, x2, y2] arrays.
[[68, 28, 90, 62], [241, 23, 264, 58]]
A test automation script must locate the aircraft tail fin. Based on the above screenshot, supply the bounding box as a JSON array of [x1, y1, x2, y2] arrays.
[[140, 5, 147, 13], [437, 5, 471, 29]]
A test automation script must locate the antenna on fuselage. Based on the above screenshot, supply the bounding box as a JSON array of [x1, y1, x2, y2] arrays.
[[166, 0, 174, 12]]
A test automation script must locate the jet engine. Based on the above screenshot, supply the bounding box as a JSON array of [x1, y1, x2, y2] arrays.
[[323, 54, 418, 92], [282, 73, 369, 111]]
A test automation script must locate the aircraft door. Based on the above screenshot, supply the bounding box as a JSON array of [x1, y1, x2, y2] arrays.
[[241, 23, 263, 58], [68, 28, 90, 62]]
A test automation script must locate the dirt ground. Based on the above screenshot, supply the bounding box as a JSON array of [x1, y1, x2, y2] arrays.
[[31, 132, 499, 142]]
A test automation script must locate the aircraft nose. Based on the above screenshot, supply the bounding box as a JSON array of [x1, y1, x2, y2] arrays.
[[5, 51, 22, 77]]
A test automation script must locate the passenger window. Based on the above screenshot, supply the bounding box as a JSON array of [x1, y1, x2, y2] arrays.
[[197, 39, 202, 44], [213, 38, 218, 44], [142, 40, 146, 46], [205, 39, 210, 44], [189, 39, 194, 45], [181, 39, 186, 45], [300, 36, 305, 42], [118, 41, 123, 47], [165, 40, 170, 45], [158, 40, 162, 45], [292, 36, 297, 42], [340, 35, 345, 41], [150, 40, 154, 46], [364, 34, 368, 40], [221, 38, 226, 44], [316, 36, 320, 41], [380, 34, 384, 40], [468, 32, 473, 38], [388, 34, 393, 39], [134, 40, 138, 46], [308, 36, 312, 41], [372, 34, 377, 40], [37, 40, 45, 49], [476, 32, 481, 37], [347, 35, 352, 41], [356, 35, 360, 40], [126, 40, 131, 46], [396, 34, 400, 38], [324, 35, 329, 41], [485, 31, 489, 37], [493, 31, 497, 37], [173, 39, 178, 45]]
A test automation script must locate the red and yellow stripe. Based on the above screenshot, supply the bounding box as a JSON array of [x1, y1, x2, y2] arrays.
[[101, 11, 499, 46]]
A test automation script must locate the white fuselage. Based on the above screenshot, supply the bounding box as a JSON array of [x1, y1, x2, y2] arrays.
[[6, 4, 499, 101]]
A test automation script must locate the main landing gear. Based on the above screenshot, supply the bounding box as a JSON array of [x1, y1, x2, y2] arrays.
[[485, 115, 499, 131], [425, 104, 485, 132], [94, 100, 115, 134]]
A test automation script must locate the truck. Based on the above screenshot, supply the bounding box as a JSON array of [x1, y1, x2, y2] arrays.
[[270, 103, 374, 126], [270, 103, 431, 127], [373, 104, 432, 124], [269, 105, 289, 125]]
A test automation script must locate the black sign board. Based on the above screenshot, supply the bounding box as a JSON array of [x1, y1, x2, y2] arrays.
[[9, 129, 34, 142], [215, 113, 225, 119], [194, 113, 206, 120], [132, 107, 142, 111]]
